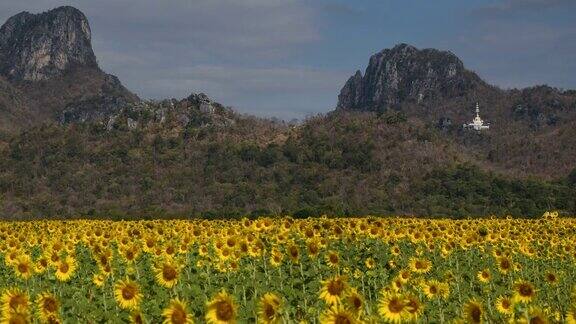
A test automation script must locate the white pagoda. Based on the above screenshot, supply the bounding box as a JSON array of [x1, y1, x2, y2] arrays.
[[464, 102, 489, 131]]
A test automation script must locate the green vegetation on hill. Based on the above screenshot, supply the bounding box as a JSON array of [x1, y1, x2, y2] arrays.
[[0, 112, 574, 220]]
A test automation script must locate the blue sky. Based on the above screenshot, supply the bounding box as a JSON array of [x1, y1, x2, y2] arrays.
[[1, 0, 575, 119]]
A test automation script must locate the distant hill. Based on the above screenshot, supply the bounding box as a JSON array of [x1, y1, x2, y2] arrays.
[[0, 8, 574, 219]]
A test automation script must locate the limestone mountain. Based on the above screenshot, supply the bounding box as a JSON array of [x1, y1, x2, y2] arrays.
[[0, 6, 138, 134], [336, 44, 576, 179], [337, 43, 487, 111], [0, 6, 97, 81]]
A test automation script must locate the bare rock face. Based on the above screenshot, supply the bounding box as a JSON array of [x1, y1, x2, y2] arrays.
[[0, 6, 139, 131], [337, 44, 486, 111], [0, 6, 97, 81]]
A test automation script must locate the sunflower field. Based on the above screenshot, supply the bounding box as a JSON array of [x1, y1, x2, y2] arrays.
[[0, 212, 575, 323]]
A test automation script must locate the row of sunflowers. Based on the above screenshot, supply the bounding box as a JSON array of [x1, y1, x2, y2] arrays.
[[0, 213, 575, 323]]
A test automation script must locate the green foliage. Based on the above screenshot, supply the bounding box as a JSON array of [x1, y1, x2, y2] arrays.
[[413, 164, 575, 218], [0, 116, 574, 220]]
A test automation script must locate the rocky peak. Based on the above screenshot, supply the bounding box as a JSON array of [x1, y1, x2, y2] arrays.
[[0, 6, 97, 81], [337, 43, 485, 111]]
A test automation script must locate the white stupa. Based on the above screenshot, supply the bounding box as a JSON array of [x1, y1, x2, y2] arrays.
[[464, 102, 489, 131]]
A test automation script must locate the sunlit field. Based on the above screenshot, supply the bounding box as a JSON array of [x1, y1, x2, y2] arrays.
[[1, 212, 575, 323]]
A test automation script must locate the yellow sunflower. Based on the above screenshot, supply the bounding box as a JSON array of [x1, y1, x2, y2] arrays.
[[421, 280, 449, 300], [3, 306, 31, 324], [320, 305, 363, 324], [476, 269, 491, 284], [306, 239, 320, 258], [114, 279, 143, 310], [377, 291, 409, 323], [325, 251, 340, 268], [513, 280, 536, 303], [409, 257, 432, 274], [55, 256, 77, 282], [162, 298, 194, 324], [462, 299, 483, 324], [269, 249, 283, 268], [92, 272, 107, 288], [344, 288, 364, 315], [154, 258, 181, 288], [35, 256, 50, 274], [131, 310, 146, 324], [494, 295, 514, 315], [566, 306, 576, 324], [36, 292, 60, 323], [397, 269, 411, 283], [543, 271, 559, 286], [205, 290, 237, 324], [1, 288, 29, 317], [319, 275, 349, 305], [286, 244, 300, 264], [364, 257, 375, 269], [496, 256, 513, 274], [404, 293, 424, 321], [519, 306, 549, 324], [257, 293, 282, 324], [421, 280, 441, 300], [13, 255, 34, 280]]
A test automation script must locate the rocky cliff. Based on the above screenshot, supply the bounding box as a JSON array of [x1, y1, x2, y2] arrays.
[[0, 6, 138, 132], [0, 6, 97, 81], [337, 44, 486, 111]]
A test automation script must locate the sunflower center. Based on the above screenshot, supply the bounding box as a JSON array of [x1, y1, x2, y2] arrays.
[[471, 306, 482, 322], [329, 254, 339, 264], [388, 298, 404, 313], [216, 301, 234, 321], [327, 279, 344, 296], [43, 297, 58, 313], [59, 262, 69, 273], [407, 299, 420, 314], [502, 299, 511, 309], [9, 295, 26, 309], [334, 314, 352, 324], [289, 247, 298, 258], [17, 263, 29, 273], [530, 316, 547, 324], [163, 265, 178, 281], [351, 296, 362, 309], [264, 304, 276, 319], [429, 285, 438, 294], [171, 305, 187, 324], [308, 244, 318, 255], [122, 285, 137, 300], [519, 284, 533, 296], [8, 312, 27, 324]]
